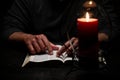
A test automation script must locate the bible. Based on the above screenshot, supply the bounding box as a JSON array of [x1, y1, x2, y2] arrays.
[[22, 45, 72, 67]]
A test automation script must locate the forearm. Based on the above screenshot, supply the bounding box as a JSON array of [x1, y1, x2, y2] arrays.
[[2, 0, 32, 41], [9, 32, 32, 42]]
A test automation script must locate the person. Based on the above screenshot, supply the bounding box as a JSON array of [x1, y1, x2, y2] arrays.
[[0, 0, 119, 80]]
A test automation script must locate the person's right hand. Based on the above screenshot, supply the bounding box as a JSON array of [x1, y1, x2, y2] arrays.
[[23, 34, 59, 54], [9, 32, 59, 55]]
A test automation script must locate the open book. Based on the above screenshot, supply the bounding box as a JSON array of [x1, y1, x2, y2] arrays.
[[22, 45, 72, 67]]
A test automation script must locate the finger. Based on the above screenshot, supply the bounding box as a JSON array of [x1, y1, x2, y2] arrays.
[[66, 48, 73, 56], [70, 37, 77, 45], [57, 43, 70, 57], [67, 38, 78, 53], [62, 37, 78, 55], [69, 37, 79, 50], [26, 40, 36, 54], [32, 38, 41, 53], [35, 35, 46, 51], [50, 42, 59, 50], [56, 45, 66, 56], [73, 38, 79, 48], [40, 34, 53, 54]]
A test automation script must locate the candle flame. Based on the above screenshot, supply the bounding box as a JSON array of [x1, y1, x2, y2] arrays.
[[89, 1, 93, 5], [85, 12, 90, 22]]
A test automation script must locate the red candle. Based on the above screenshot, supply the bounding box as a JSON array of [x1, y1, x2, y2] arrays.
[[77, 12, 98, 43], [77, 12, 99, 62], [77, 18, 98, 37]]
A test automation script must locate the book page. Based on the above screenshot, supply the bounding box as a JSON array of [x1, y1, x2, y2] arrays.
[[59, 52, 72, 63], [22, 45, 72, 67], [29, 50, 64, 62]]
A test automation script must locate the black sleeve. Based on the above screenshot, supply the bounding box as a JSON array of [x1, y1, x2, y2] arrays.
[[98, 0, 120, 41], [1, 0, 33, 40]]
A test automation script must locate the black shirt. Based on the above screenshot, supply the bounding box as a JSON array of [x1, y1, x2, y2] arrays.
[[1, 0, 119, 43]]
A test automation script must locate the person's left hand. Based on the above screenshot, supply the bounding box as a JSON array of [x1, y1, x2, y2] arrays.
[[57, 37, 78, 56]]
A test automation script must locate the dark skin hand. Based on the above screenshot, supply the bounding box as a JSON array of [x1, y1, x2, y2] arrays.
[[9, 32, 59, 55], [23, 34, 59, 54], [57, 37, 79, 57]]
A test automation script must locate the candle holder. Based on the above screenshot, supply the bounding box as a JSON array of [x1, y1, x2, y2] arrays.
[[77, 0, 99, 69]]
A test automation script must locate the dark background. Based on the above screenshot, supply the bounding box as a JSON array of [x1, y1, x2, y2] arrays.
[[0, 0, 14, 24]]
